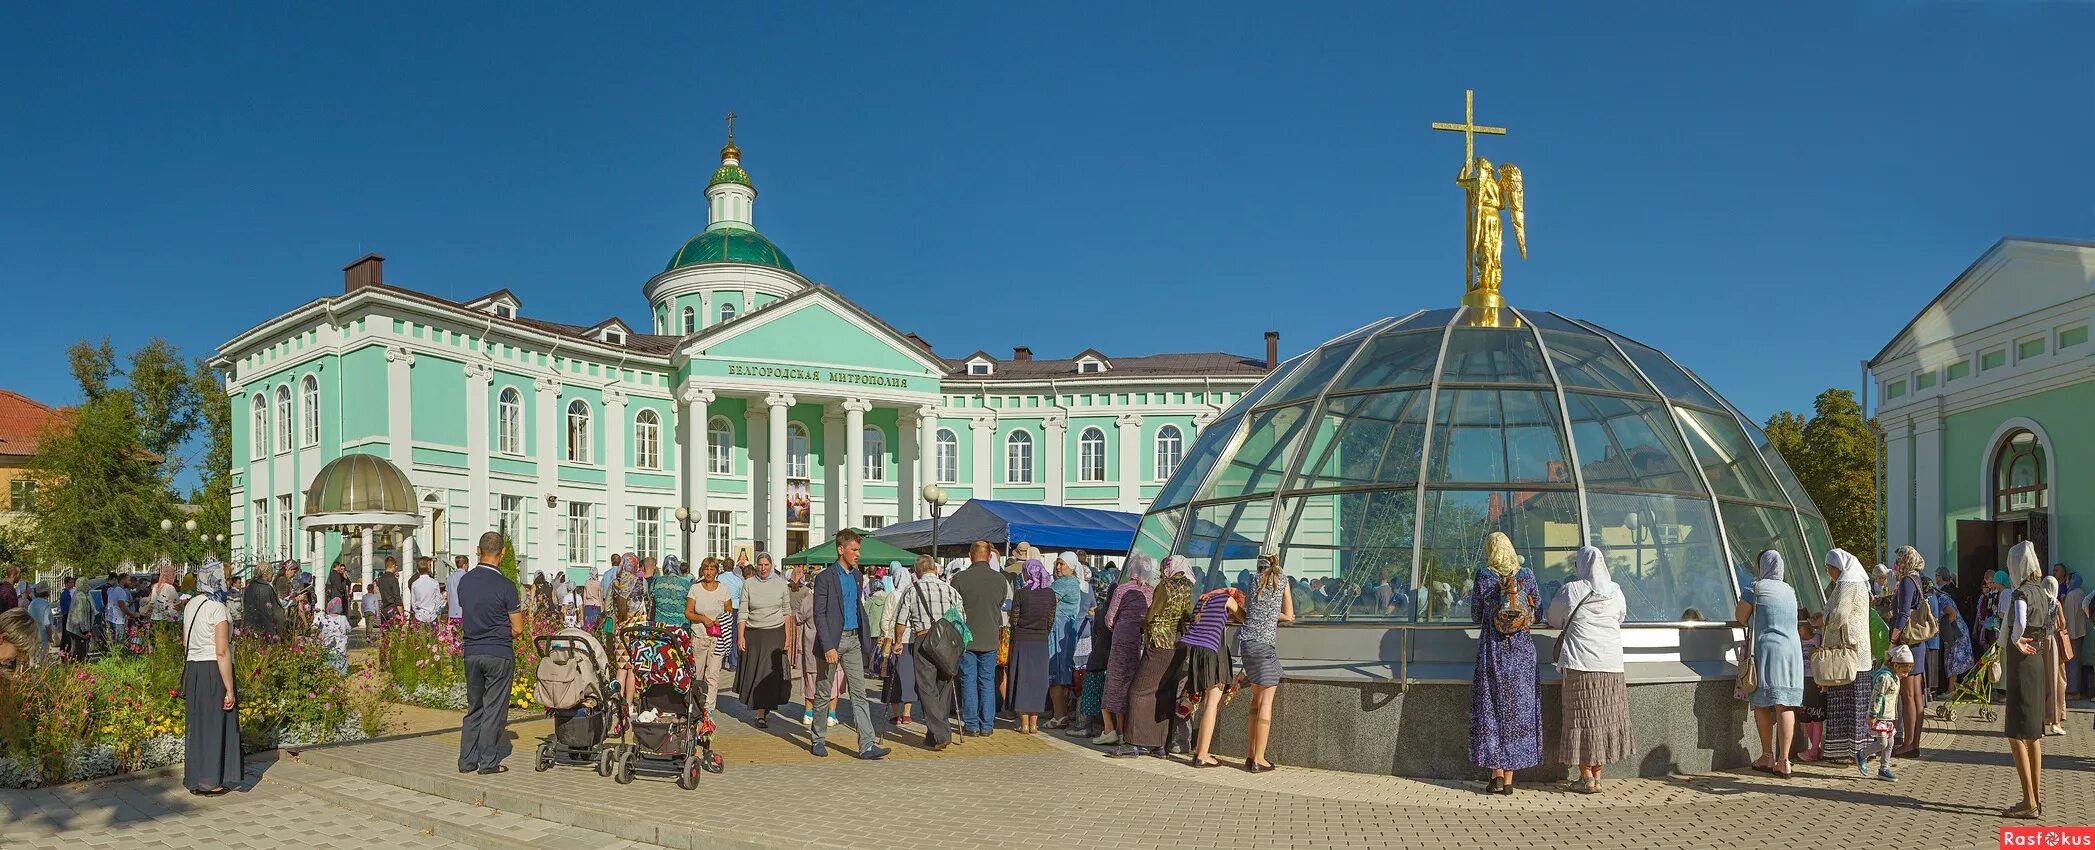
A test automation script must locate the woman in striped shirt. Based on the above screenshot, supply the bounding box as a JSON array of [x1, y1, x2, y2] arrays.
[[1183, 584, 1243, 768]]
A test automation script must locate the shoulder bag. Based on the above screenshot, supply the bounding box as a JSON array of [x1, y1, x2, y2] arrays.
[[1809, 615, 1860, 688], [1551, 591, 1593, 667], [913, 584, 963, 679], [1898, 577, 1937, 645]]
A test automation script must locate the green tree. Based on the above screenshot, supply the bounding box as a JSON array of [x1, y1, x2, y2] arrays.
[[29, 394, 178, 569], [188, 358, 233, 553], [1766, 389, 1879, 560], [126, 339, 202, 464]]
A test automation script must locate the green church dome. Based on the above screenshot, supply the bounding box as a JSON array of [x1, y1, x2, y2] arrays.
[[665, 227, 796, 273], [708, 163, 752, 190]]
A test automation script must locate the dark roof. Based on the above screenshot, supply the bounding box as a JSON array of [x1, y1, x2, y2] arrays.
[[366, 284, 679, 356], [941, 351, 1269, 381]]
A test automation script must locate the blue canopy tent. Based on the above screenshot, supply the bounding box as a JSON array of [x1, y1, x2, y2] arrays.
[[871, 499, 1140, 554]]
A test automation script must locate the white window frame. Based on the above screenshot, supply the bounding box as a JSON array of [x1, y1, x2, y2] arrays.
[[786, 422, 811, 478], [1006, 429, 1034, 484], [862, 515, 885, 529], [681, 307, 696, 335], [862, 426, 886, 481], [635, 506, 662, 562], [497, 388, 524, 455], [274, 385, 293, 453], [708, 416, 735, 475], [496, 494, 524, 544], [566, 399, 592, 464], [633, 409, 662, 470], [276, 495, 294, 559], [300, 375, 320, 447], [250, 394, 267, 461], [604, 329, 625, 345], [1155, 424, 1184, 481], [719, 302, 738, 324], [494, 304, 514, 319], [1077, 427, 1107, 482], [565, 501, 594, 566], [252, 498, 269, 555], [935, 428, 958, 483], [707, 509, 732, 559], [967, 360, 993, 376], [1077, 358, 1106, 374]]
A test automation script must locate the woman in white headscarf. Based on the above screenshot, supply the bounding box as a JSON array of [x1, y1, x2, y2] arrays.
[[1547, 546, 1633, 791], [1818, 548, 1875, 764], [1733, 550, 1801, 779], [2042, 576, 2071, 736], [2002, 541, 2054, 818]]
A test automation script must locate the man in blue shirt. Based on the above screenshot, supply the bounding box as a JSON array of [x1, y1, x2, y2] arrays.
[[810, 528, 888, 760], [457, 532, 523, 775]]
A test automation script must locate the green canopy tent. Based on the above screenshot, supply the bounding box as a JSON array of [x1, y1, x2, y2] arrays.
[[780, 530, 918, 567]]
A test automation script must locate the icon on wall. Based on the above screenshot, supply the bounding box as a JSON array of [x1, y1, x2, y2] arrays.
[[785, 478, 811, 528]]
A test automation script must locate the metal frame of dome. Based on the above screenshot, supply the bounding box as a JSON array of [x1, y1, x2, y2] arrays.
[[664, 227, 797, 274], [298, 452, 425, 533], [1139, 305, 1832, 625]]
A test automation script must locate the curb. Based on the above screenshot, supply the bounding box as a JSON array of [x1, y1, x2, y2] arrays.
[[268, 756, 654, 850]]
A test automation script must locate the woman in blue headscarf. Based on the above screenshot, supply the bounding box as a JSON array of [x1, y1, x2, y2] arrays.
[[1008, 558, 1057, 734], [1046, 554, 1084, 729]]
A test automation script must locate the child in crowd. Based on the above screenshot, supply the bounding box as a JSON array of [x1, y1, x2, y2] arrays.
[[1797, 611, 1825, 761], [1855, 644, 1912, 781]]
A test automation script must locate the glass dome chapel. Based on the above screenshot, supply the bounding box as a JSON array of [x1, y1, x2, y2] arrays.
[[1135, 305, 1834, 625]]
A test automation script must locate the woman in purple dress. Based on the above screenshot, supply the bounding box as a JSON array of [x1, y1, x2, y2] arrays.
[[1096, 552, 1156, 747], [1469, 532, 1541, 794]]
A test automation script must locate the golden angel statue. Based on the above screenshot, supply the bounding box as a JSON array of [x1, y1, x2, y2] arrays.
[[1457, 156, 1526, 306]]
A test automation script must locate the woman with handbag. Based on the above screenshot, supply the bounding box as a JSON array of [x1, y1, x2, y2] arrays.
[[683, 558, 733, 717], [2002, 541, 2055, 818], [1734, 550, 1801, 779], [1549, 546, 1632, 792], [1817, 549, 1875, 764], [1887, 546, 1932, 756], [1470, 532, 1541, 795]]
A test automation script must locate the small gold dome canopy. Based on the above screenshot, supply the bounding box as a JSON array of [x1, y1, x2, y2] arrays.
[[720, 140, 741, 162]]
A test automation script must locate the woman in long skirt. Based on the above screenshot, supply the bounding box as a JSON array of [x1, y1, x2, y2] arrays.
[[2043, 577, 2070, 735], [1551, 545, 1636, 791], [180, 591, 241, 795], [1010, 559, 1057, 733], [1819, 549, 1875, 764], [735, 554, 793, 726], [1097, 553, 1155, 746], [877, 569, 917, 726], [1469, 533, 1541, 794], [1046, 555, 1085, 727], [2002, 541, 2054, 819], [1120, 556, 1196, 757]]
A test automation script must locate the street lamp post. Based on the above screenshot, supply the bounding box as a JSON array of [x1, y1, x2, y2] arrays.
[[183, 519, 197, 567], [674, 506, 698, 563], [159, 518, 175, 563], [921, 484, 950, 558]]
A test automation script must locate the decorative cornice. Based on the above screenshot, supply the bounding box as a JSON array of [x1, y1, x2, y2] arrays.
[[764, 392, 797, 408], [1116, 413, 1144, 428], [601, 387, 629, 406], [534, 377, 559, 394], [463, 361, 494, 380], [1192, 411, 1218, 428], [841, 398, 875, 414], [916, 404, 940, 421], [384, 346, 415, 365], [681, 386, 718, 406], [1041, 414, 1069, 431], [968, 413, 998, 430]]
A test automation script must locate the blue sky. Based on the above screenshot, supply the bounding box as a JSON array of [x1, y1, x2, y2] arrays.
[[3, 3, 2091, 486]]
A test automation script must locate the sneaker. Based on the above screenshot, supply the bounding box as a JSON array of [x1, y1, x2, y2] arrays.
[[1876, 768, 1896, 782], [828, 712, 839, 726], [1856, 760, 1870, 777], [1093, 730, 1121, 746], [1044, 717, 1067, 729], [856, 745, 891, 761], [810, 741, 828, 757]]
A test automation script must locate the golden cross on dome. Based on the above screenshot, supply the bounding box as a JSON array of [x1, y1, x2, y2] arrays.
[[725, 111, 737, 143], [1430, 89, 1506, 167]]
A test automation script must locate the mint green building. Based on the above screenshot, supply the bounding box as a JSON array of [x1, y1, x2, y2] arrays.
[[213, 136, 1272, 581], [1871, 237, 2094, 612]]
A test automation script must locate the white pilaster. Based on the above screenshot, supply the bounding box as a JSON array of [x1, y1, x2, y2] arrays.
[[535, 377, 561, 575], [1913, 408, 1945, 567], [766, 393, 795, 558], [823, 408, 846, 536], [918, 406, 940, 494], [602, 387, 628, 560], [682, 387, 715, 560], [384, 346, 414, 471], [360, 526, 377, 588], [897, 407, 921, 523], [843, 398, 871, 531], [1884, 420, 1913, 563], [1116, 413, 1143, 513], [1043, 413, 1068, 505], [970, 414, 996, 495], [465, 362, 492, 549], [746, 405, 768, 556]]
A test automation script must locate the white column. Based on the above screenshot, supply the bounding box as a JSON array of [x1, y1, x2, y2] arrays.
[[1116, 413, 1143, 513], [765, 392, 794, 558], [384, 346, 414, 470], [1914, 409, 1945, 567], [360, 526, 377, 588], [602, 387, 629, 559], [1043, 413, 1068, 505], [535, 377, 562, 575], [970, 414, 996, 496], [897, 409, 917, 524], [843, 398, 871, 530], [918, 406, 940, 498], [822, 408, 846, 536], [464, 362, 492, 548], [746, 405, 768, 556], [682, 387, 714, 561]]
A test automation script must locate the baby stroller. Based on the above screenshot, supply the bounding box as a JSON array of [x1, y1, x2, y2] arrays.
[[611, 624, 723, 789], [531, 628, 621, 775], [1933, 643, 2001, 722]]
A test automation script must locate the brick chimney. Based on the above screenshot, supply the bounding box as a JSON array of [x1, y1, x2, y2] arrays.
[[1264, 331, 1279, 368], [344, 253, 384, 292], [1012, 346, 1032, 361]]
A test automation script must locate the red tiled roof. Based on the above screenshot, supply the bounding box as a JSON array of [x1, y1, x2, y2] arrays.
[[0, 390, 70, 459]]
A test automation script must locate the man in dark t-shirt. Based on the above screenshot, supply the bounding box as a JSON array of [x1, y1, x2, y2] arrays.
[[457, 532, 523, 774]]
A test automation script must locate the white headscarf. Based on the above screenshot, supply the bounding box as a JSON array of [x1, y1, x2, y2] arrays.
[[890, 568, 914, 600], [1161, 555, 1193, 582], [1827, 548, 1868, 585], [2008, 540, 2043, 586], [2044, 575, 2060, 602], [944, 557, 968, 578], [1574, 546, 1619, 600], [195, 557, 229, 602], [1757, 549, 1786, 584], [1123, 552, 1157, 586]]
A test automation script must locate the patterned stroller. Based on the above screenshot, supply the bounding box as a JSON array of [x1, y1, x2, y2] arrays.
[[1933, 642, 2001, 722], [611, 624, 723, 789]]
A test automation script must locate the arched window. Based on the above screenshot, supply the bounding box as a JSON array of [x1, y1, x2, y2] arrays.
[[1994, 429, 2048, 514], [566, 399, 592, 463], [274, 385, 292, 452], [300, 375, 320, 447], [633, 409, 661, 470], [497, 388, 523, 455], [708, 416, 734, 475], [250, 394, 267, 460], [719, 302, 738, 324], [862, 427, 886, 481], [1155, 424, 1184, 480], [681, 306, 696, 335], [786, 422, 811, 478], [935, 429, 958, 483], [1006, 430, 1034, 484], [1077, 427, 1107, 482]]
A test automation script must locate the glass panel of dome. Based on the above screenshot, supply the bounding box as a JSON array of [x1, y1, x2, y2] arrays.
[[1131, 508, 1188, 564], [1416, 489, 1581, 624], [1437, 327, 1552, 384], [1329, 331, 1445, 392], [1183, 499, 1271, 591], [1276, 490, 1416, 620], [1198, 404, 1314, 501], [1518, 311, 1594, 334], [1563, 393, 1701, 494], [1673, 405, 1788, 504], [1218, 355, 1305, 419], [1540, 331, 1652, 395], [1584, 492, 1734, 622], [1719, 500, 1825, 615], [1261, 340, 1365, 407], [1390, 307, 1461, 331], [1289, 390, 1428, 490], [1327, 317, 1400, 345], [1581, 326, 1727, 411], [1798, 513, 1835, 601], [1150, 415, 1242, 510], [1425, 389, 1570, 484], [1729, 411, 1822, 517]]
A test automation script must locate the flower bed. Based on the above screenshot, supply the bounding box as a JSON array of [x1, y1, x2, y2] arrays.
[[378, 611, 564, 711], [0, 630, 372, 788]]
